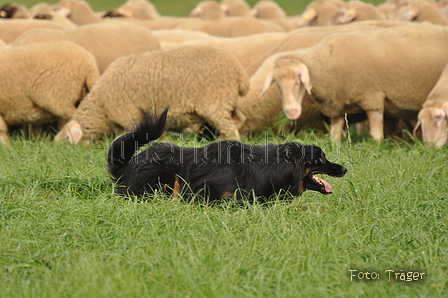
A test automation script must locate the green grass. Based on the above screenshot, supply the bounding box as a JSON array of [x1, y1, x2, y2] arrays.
[[0, 131, 447, 297]]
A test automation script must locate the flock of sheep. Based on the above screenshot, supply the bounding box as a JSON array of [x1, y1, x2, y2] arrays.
[[0, 0, 447, 147]]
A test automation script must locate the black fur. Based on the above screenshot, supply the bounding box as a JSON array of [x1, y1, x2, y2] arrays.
[[107, 109, 347, 202]]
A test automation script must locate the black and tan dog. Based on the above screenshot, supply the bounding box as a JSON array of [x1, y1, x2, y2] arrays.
[[107, 109, 347, 202]]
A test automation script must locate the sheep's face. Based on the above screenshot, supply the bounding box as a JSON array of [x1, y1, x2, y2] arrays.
[[417, 102, 448, 148], [298, 0, 342, 27], [189, 1, 226, 19], [54, 120, 85, 145], [249, 2, 286, 19], [54, 6, 71, 18], [262, 61, 312, 121], [53, 0, 75, 18], [220, 0, 250, 17]]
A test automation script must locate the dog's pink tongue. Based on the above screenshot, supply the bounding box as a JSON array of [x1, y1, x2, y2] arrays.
[[320, 178, 333, 193]]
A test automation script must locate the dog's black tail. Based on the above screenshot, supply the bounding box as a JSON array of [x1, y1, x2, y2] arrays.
[[107, 108, 168, 181]]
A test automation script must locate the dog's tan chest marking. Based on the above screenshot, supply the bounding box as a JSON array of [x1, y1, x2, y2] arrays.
[[172, 175, 181, 198], [297, 167, 311, 195], [221, 191, 234, 198]]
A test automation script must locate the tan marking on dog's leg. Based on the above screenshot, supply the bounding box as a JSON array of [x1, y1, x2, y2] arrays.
[[222, 191, 234, 198], [172, 175, 181, 200], [297, 167, 312, 195]]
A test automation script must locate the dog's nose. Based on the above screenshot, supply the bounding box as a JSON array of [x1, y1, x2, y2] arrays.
[[341, 167, 347, 175]]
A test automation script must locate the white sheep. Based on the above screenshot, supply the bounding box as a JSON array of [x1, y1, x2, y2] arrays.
[[54, 45, 249, 144], [236, 50, 327, 137], [297, 0, 345, 27], [106, 0, 160, 19], [398, 0, 448, 25], [249, 1, 286, 19], [1, 3, 56, 20], [33, 11, 78, 27], [182, 31, 289, 68], [152, 29, 216, 45], [377, 1, 400, 20], [245, 24, 384, 76], [189, 1, 227, 19], [337, 0, 386, 24], [219, 0, 251, 16], [0, 19, 65, 44], [55, 0, 186, 30], [261, 23, 448, 142], [12, 22, 161, 74], [0, 41, 100, 145], [30, 2, 54, 17], [103, 0, 187, 30], [173, 16, 286, 37], [0, 3, 32, 18], [54, 0, 102, 25], [248, 1, 300, 31], [416, 63, 448, 148], [437, 0, 448, 19]]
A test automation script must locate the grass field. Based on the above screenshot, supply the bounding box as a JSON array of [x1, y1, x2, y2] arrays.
[[1, 130, 447, 297]]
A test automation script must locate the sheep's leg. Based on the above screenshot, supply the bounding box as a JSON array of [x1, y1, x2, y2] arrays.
[[0, 115, 10, 146], [366, 110, 383, 143], [330, 116, 346, 143], [201, 112, 241, 141], [233, 108, 247, 130]]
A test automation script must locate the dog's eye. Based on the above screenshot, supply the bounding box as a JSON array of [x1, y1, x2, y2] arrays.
[[319, 157, 326, 163]]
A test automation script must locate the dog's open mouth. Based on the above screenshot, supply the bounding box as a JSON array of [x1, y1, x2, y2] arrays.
[[303, 168, 345, 195], [310, 173, 333, 194]]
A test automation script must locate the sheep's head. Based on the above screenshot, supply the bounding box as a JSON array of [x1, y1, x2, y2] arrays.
[[415, 100, 448, 148], [297, 8, 317, 27], [54, 120, 85, 145], [53, 0, 73, 18], [220, 0, 250, 16], [248, 1, 286, 19], [297, 0, 343, 27], [337, 7, 357, 24], [189, 1, 226, 19], [261, 59, 312, 121]]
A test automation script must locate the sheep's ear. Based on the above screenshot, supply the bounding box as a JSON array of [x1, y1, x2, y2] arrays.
[[189, 7, 202, 18], [296, 63, 312, 95], [67, 120, 83, 145], [413, 119, 421, 137], [297, 8, 317, 26], [442, 101, 448, 118], [399, 8, 418, 21], [220, 4, 229, 13], [338, 8, 357, 24], [260, 71, 274, 97], [247, 8, 257, 17]]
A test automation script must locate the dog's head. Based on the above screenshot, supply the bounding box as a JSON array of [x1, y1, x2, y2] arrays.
[[281, 142, 347, 195]]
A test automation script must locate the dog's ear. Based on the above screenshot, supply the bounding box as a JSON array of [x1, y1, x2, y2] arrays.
[[283, 144, 293, 158], [280, 142, 307, 163]]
